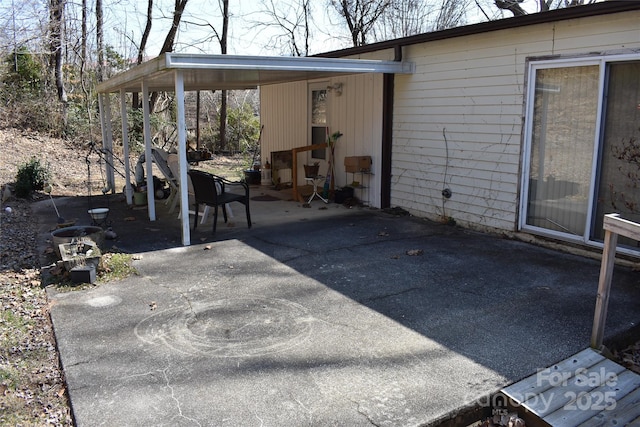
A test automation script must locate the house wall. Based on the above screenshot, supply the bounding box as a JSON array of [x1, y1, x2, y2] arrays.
[[260, 74, 385, 206], [385, 11, 640, 231]]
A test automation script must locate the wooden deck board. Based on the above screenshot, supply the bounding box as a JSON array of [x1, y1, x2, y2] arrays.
[[500, 348, 640, 427], [544, 369, 640, 426], [502, 348, 605, 401], [577, 384, 640, 426], [523, 359, 626, 417]]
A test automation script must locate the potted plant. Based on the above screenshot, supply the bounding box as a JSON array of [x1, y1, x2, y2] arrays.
[[304, 162, 320, 178], [243, 125, 263, 185]]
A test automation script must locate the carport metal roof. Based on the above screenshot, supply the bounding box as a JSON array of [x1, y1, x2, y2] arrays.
[[96, 53, 414, 246], [96, 53, 414, 93]]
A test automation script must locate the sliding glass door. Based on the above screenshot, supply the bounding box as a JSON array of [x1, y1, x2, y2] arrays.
[[521, 58, 640, 252], [525, 65, 599, 236], [592, 62, 640, 248]]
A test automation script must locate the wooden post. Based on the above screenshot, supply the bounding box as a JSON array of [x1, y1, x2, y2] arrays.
[[590, 213, 640, 349], [590, 226, 618, 350]]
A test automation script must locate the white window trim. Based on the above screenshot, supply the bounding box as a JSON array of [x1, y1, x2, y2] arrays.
[[308, 82, 330, 161]]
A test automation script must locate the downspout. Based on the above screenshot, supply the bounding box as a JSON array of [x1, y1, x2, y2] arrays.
[[380, 44, 401, 208]]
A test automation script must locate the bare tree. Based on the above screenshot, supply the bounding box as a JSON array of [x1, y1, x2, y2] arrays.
[[138, 0, 153, 65], [434, 0, 467, 30], [149, 0, 189, 112], [373, 0, 434, 40], [253, 0, 312, 56], [132, 0, 153, 110], [491, 0, 597, 17], [330, 0, 392, 47], [158, 0, 189, 54], [493, 0, 527, 16], [49, 0, 67, 108]]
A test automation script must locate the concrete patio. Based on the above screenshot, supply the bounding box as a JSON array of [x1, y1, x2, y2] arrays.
[[35, 187, 640, 426]]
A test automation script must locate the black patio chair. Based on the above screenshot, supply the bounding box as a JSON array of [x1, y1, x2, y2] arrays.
[[187, 170, 252, 233]]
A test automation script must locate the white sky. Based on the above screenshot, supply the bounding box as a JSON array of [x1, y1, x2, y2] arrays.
[[104, 0, 354, 58], [124, 0, 559, 57], [1, 0, 580, 59]]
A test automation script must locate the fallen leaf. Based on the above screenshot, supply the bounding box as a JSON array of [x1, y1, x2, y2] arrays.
[[378, 231, 389, 237], [124, 216, 136, 221], [406, 249, 424, 256]]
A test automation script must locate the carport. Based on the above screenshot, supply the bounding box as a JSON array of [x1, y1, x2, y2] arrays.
[[95, 53, 414, 245]]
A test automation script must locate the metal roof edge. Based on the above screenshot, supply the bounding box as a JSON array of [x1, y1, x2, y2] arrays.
[[96, 55, 168, 93], [163, 52, 413, 73], [316, 2, 640, 58]]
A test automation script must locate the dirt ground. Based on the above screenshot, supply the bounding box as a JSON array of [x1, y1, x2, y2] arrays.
[[1, 128, 77, 425]]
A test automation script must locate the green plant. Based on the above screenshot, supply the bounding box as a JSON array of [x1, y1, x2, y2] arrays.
[[98, 253, 137, 282], [46, 252, 138, 290], [327, 131, 343, 147], [228, 104, 261, 169], [14, 157, 50, 198], [2, 46, 43, 96]]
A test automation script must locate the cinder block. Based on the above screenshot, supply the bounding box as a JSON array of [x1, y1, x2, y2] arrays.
[[70, 265, 96, 284]]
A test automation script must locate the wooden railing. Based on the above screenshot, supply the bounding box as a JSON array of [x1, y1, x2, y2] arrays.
[[591, 213, 640, 349]]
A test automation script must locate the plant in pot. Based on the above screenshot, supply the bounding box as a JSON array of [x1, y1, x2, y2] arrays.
[[304, 162, 320, 178], [243, 125, 263, 185]]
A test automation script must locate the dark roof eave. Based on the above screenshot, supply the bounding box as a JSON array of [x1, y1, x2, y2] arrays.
[[316, 2, 640, 58]]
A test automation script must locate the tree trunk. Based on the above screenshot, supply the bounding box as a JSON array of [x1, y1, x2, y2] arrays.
[[150, 0, 189, 112], [49, 0, 68, 125], [218, 0, 229, 152], [133, 0, 153, 110], [80, 0, 87, 85], [494, 0, 527, 16], [158, 0, 189, 54], [96, 0, 104, 82]]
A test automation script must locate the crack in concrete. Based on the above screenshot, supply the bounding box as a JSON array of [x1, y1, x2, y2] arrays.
[[66, 359, 93, 368], [292, 395, 314, 423], [161, 367, 202, 426], [349, 398, 381, 427]]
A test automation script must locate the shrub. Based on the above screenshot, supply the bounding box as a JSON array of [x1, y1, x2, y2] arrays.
[[14, 158, 50, 198]]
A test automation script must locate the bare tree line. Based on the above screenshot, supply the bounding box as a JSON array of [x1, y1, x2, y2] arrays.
[[0, 0, 594, 143]]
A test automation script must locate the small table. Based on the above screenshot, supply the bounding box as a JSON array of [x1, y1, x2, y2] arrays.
[[304, 175, 328, 204]]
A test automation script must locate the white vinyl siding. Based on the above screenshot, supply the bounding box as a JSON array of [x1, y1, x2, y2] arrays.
[[385, 12, 640, 231], [260, 74, 384, 207], [258, 9, 639, 232], [260, 81, 308, 153]]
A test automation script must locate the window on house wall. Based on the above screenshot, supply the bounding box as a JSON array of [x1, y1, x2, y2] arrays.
[[310, 85, 327, 160], [521, 58, 640, 253]]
